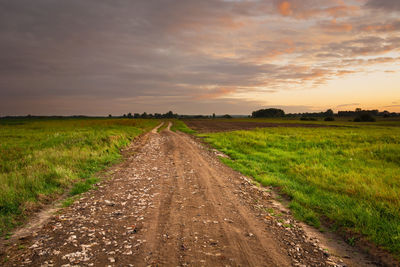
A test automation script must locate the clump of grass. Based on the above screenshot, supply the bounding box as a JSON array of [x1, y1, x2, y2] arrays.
[[201, 124, 400, 256], [157, 121, 169, 132], [69, 177, 99, 196], [62, 197, 75, 208], [0, 118, 159, 234]]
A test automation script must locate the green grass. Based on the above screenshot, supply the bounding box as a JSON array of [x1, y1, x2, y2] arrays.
[[0, 118, 159, 234], [157, 121, 169, 132], [171, 119, 197, 134], [198, 121, 400, 256]]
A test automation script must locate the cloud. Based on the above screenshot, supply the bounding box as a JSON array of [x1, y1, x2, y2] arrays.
[[366, 0, 400, 11], [319, 19, 353, 32], [278, 1, 293, 16], [0, 0, 399, 115], [195, 87, 235, 100], [336, 103, 360, 108], [359, 20, 400, 32], [325, 36, 400, 57], [384, 104, 400, 108], [274, 0, 359, 19]]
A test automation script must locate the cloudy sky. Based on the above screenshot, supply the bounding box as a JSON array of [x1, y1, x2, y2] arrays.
[[0, 0, 399, 116]]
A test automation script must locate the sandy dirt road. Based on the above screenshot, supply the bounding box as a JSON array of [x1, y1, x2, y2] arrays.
[[2, 123, 376, 266]]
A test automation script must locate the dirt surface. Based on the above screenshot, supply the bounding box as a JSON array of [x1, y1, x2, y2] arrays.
[[1, 124, 380, 266], [184, 120, 336, 133]]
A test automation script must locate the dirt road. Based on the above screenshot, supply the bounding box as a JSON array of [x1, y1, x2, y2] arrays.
[[2, 124, 375, 266]]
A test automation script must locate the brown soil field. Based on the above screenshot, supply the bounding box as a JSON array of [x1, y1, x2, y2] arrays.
[[184, 120, 336, 133]]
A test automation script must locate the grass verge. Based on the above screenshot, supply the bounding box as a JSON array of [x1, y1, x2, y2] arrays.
[[171, 119, 196, 134], [0, 118, 159, 234], [197, 123, 400, 257]]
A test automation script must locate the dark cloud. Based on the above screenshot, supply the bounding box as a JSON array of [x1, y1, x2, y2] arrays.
[[366, 0, 400, 11]]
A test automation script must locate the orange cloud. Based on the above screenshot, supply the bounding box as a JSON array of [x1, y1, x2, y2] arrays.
[[278, 1, 293, 16], [336, 70, 355, 76], [361, 22, 398, 32], [276, 1, 359, 19], [197, 87, 236, 99], [253, 39, 296, 63], [324, 5, 359, 17], [322, 19, 353, 32]]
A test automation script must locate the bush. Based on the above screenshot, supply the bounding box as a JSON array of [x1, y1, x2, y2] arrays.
[[324, 117, 335, 121], [300, 117, 317, 121], [354, 113, 376, 122]]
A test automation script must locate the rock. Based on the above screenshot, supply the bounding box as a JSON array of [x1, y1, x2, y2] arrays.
[[104, 200, 115, 206]]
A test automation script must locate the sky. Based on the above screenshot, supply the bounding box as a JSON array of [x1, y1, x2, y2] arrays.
[[0, 0, 399, 116]]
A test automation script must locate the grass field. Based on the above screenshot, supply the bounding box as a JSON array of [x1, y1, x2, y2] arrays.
[[0, 118, 159, 234], [196, 119, 400, 256]]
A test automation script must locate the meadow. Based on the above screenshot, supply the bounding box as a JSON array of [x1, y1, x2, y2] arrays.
[[197, 119, 400, 256], [0, 118, 159, 234]]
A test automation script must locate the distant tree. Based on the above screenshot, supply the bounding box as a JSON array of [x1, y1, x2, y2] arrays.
[[141, 112, 148, 118], [324, 117, 335, 121], [122, 114, 127, 118], [108, 114, 112, 118], [133, 113, 140, 118], [212, 113, 216, 119], [127, 112, 133, 118], [252, 108, 285, 118], [325, 109, 334, 116]]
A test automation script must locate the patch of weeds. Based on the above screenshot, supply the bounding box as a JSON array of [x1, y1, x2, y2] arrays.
[[265, 208, 276, 216], [289, 201, 321, 228], [283, 223, 293, 228], [347, 236, 356, 246], [69, 177, 99, 196], [62, 197, 75, 207], [18, 244, 26, 250], [4, 232, 12, 240]]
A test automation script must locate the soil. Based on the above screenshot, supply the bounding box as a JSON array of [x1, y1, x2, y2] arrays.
[[1, 123, 382, 266], [184, 120, 336, 133]]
